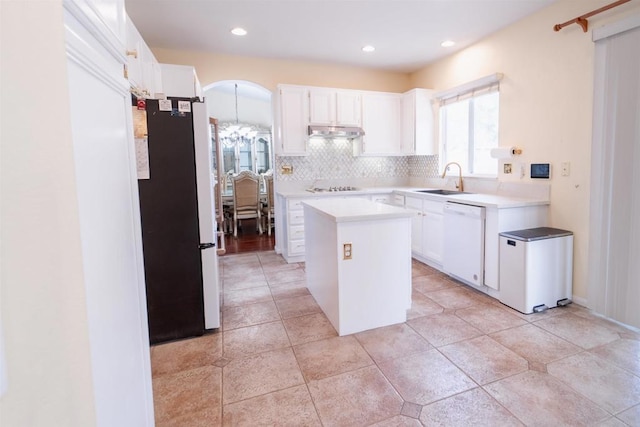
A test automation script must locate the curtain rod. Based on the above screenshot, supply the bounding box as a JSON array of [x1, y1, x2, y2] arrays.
[[554, 0, 631, 32]]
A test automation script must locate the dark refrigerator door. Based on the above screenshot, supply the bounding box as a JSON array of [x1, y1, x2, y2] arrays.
[[139, 98, 204, 344]]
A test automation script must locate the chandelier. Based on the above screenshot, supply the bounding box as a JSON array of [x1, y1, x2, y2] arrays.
[[219, 123, 259, 148], [218, 83, 264, 148]]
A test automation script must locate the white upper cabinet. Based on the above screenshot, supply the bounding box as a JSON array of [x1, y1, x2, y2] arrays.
[[125, 16, 143, 90], [275, 84, 433, 157], [160, 63, 202, 99], [80, 0, 126, 42], [309, 88, 361, 126], [355, 92, 403, 156], [125, 14, 162, 97], [335, 90, 362, 126], [309, 88, 334, 125], [275, 85, 309, 155], [402, 88, 435, 155]]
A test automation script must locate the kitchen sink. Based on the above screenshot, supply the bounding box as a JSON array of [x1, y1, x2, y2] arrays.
[[415, 189, 473, 195]]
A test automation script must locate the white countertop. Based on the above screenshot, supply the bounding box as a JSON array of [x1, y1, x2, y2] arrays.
[[302, 198, 414, 223], [276, 187, 406, 198], [277, 186, 549, 209], [393, 189, 550, 209]]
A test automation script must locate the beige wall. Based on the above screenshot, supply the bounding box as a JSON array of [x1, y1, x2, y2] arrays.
[[152, 48, 410, 93], [1, 1, 96, 425], [411, 0, 640, 300]]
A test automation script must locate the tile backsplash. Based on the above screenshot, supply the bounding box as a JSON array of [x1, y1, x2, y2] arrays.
[[409, 154, 440, 178], [275, 138, 439, 183]]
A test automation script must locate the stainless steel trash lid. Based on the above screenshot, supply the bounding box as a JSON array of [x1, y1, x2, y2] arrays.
[[499, 227, 573, 242]]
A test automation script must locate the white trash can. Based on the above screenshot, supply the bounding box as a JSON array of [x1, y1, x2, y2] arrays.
[[499, 227, 573, 314]]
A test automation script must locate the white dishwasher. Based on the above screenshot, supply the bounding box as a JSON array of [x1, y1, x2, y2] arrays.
[[443, 202, 486, 288]]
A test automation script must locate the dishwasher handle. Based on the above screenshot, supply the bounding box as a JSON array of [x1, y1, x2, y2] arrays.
[[444, 202, 485, 219]]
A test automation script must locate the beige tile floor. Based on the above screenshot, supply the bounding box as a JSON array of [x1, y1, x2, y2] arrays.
[[150, 251, 640, 426]]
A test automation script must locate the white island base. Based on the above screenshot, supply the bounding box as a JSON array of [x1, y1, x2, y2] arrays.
[[303, 198, 413, 336]]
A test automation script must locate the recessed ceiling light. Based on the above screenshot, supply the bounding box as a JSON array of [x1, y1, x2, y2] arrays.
[[362, 45, 375, 53], [441, 40, 455, 47], [231, 27, 247, 36]]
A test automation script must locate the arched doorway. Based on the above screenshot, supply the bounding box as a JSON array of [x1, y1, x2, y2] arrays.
[[203, 81, 275, 254]]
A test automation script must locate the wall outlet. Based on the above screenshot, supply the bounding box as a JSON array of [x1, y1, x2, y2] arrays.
[[281, 165, 293, 174], [343, 243, 352, 260], [504, 163, 512, 174], [561, 162, 570, 177]]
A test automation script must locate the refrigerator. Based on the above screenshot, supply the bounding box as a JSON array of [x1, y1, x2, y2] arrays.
[[136, 97, 220, 344]]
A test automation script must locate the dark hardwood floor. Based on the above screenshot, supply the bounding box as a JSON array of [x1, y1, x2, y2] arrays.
[[221, 218, 275, 254]]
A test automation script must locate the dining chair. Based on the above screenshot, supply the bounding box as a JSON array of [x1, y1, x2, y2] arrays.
[[231, 170, 262, 238], [213, 182, 231, 235], [261, 171, 275, 236]]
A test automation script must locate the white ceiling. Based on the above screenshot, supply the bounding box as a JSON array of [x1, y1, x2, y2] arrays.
[[125, 0, 557, 73]]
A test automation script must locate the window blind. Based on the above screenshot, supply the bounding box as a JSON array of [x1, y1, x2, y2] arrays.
[[434, 73, 503, 106]]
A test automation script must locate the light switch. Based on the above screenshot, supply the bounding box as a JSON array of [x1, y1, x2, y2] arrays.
[[561, 162, 570, 177], [343, 243, 352, 260]]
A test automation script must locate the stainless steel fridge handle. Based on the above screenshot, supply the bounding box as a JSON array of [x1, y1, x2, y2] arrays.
[[199, 242, 216, 250]]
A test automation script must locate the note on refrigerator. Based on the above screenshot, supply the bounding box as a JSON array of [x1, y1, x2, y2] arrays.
[[135, 137, 150, 180]]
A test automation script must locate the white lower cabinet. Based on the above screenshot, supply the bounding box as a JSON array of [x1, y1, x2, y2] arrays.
[[390, 193, 405, 207], [279, 194, 393, 262], [405, 196, 548, 291], [369, 193, 395, 204], [404, 196, 445, 267], [405, 196, 424, 255], [405, 196, 444, 268], [422, 202, 444, 264], [304, 199, 412, 336], [285, 198, 306, 261], [404, 195, 548, 294]]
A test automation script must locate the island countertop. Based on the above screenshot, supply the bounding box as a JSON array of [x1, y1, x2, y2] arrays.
[[302, 198, 414, 223]]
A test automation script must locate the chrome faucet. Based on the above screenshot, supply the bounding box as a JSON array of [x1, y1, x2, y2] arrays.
[[441, 162, 464, 192]]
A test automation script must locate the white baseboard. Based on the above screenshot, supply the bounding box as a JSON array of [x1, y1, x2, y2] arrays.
[[572, 294, 588, 308]]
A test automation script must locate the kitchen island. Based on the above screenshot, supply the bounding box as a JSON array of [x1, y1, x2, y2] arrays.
[[303, 198, 414, 335]]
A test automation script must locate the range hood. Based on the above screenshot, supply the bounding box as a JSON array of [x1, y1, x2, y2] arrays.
[[308, 125, 365, 139]]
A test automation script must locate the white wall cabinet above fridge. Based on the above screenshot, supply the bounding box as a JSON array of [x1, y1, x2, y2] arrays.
[[125, 15, 162, 98], [309, 88, 362, 127], [160, 63, 203, 99]]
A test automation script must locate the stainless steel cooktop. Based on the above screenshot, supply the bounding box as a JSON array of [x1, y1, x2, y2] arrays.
[[305, 186, 359, 193]]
